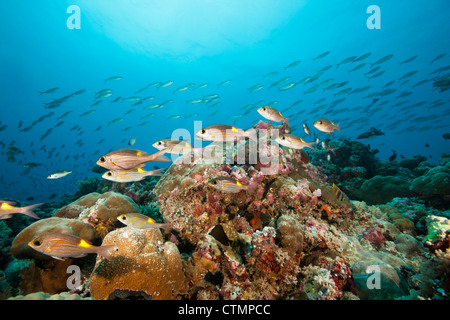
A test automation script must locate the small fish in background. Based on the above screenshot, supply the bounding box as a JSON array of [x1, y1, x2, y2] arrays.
[[196, 124, 256, 142], [313, 51, 330, 62], [303, 123, 311, 135], [117, 213, 172, 230], [102, 168, 165, 183], [208, 177, 255, 193], [357, 127, 384, 139], [22, 162, 41, 168], [28, 233, 116, 261], [128, 138, 136, 146], [0, 201, 42, 219], [389, 150, 397, 161], [96, 148, 170, 170], [39, 87, 59, 95], [425, 143, 430, 148], [104, 76, 123, 82], [276, 134, 315, 150], [47, 171, 72, 179], [313, 118, 341, 134], [257, 106, 290, 127], [442, 133, 450, 140]]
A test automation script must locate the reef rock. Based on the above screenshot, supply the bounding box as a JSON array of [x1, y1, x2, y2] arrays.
[[89, 227, 187, 300], [357, 175, 412, 205], [53, 191, 140, 238]]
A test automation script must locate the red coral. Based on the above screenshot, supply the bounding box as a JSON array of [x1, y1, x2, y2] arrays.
[[363, 227, 384, 244]]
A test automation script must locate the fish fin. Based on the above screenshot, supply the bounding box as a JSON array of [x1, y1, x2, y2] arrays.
[[335, 123, 341, 133], [0, 214, 13, 220], [51, 256, 66, 261], [148, 149, 171, 162], [21, 203, 43, 219], [307, 142, 316, 151], [148, 168, 165, 177], [97, 245, 117, 261], [0, 200, 17, 206]]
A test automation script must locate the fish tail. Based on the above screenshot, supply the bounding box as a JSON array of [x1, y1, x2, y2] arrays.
[[158, 222, 173, 230], [97, 244, 117, 261], [20, 203, 43, 219], [146, 168, 165, 177], [147, 149, 171, 162], [335, 123, 341, 133], [307, 142, 316, 151]]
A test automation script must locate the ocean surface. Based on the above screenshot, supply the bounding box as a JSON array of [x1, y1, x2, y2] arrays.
[[1, 0, 449, 203]]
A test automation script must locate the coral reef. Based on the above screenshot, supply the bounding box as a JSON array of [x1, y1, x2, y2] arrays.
[[89, 227, 187, 300]]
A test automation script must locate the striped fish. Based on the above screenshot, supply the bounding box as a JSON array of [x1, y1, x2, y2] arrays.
[[96, 148, 170, 170], [102, 168, 165, 183], [196, 124, 256, 142], [117, 212, 172, 230], [275, 134, 315, 150], [208, 177, 250, 193], [28, 233, 116, 261]]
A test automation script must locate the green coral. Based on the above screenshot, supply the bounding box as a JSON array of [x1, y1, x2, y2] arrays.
[[357, 175, 411, 205], [423, 215, 450, 244]]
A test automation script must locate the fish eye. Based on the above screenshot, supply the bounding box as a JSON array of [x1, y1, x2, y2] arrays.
[[107, 172, 112, 176], [201, 129, 206, 134], [157, 141, 162, 145], [120, 216, 126, 220], [262, 107, 266, 111], [281, 136, 286, 140], [100, 156, 106, 162], [212, 180, 217, 185], [319, 121, 323, 124], [33, 240, 41, 246]]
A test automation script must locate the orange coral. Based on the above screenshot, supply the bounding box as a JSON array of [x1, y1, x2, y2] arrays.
[[320, 204, 332, 218]]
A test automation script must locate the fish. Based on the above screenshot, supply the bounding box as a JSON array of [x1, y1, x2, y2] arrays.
[[108, 118, 124, 125], [443, 133, 450, 140], [332, 183, 348, 202], [102, 168, 165, 183], [0, 201, 42, 219], [22, 162, 41, 168], [257, 106, 289, 125], [97, 148, 170, 170], [370, 54, 394, 66], [196, 124, 256, 142], [128, 138, 136, 146], [28, 233, 116, 261], [400, 56, 418, 64], [313, 51, 330, 61], [275, 134, 315, 150], [117, 212, 171, 230], [47, 171, 72, 179], [313, 118, 340, 134], [303, 123, 311, 135], [336, 56, 357, 68], [104, 76, 123, 82], [357, 127, 384, 139], [389, 150, 397, 161], [354, 53, 371, 62], [166, 115, 181, 120], [152, 139, 196, 154], [79, 110, 95, 117], [208, 177, 253, 193], [248, 84, 264, 92], [284, 60, 302, 69], [278, 82, 296, 91], [39, 87, 60, 95], [431, 53, 447, 63]]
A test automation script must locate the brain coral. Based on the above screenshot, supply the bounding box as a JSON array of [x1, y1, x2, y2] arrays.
[[411, 165, 450, 197], [89, 226, 187, 300], [53, 191, 140, 238]]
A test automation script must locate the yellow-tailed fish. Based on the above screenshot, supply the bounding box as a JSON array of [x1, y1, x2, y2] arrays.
[[332, 183, 348, 202], [208, 177, 254, 193], [28, 233, 116, 261], [275, 134, 315, 150], [0, 201, 42, 219], [102, 168, 165, 183], [196, 124, 256, 142], [96, 148, 170, 170], [47, 171, 72, 179], [313, 117, 341, 134], [117, 212, 172, 230], [257, 106, 289, 127]]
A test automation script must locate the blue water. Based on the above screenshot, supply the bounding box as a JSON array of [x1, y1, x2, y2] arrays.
[[1, 0, 449, 203]]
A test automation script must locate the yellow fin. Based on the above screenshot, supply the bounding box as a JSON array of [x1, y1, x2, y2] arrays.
[[1, 203, 13, 209], [137, 168, 146, 173], [136, 151, 144, 156], [236, 181, 243, 187], [78, 240, 93, 248], [231, 126, 238, 132]]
